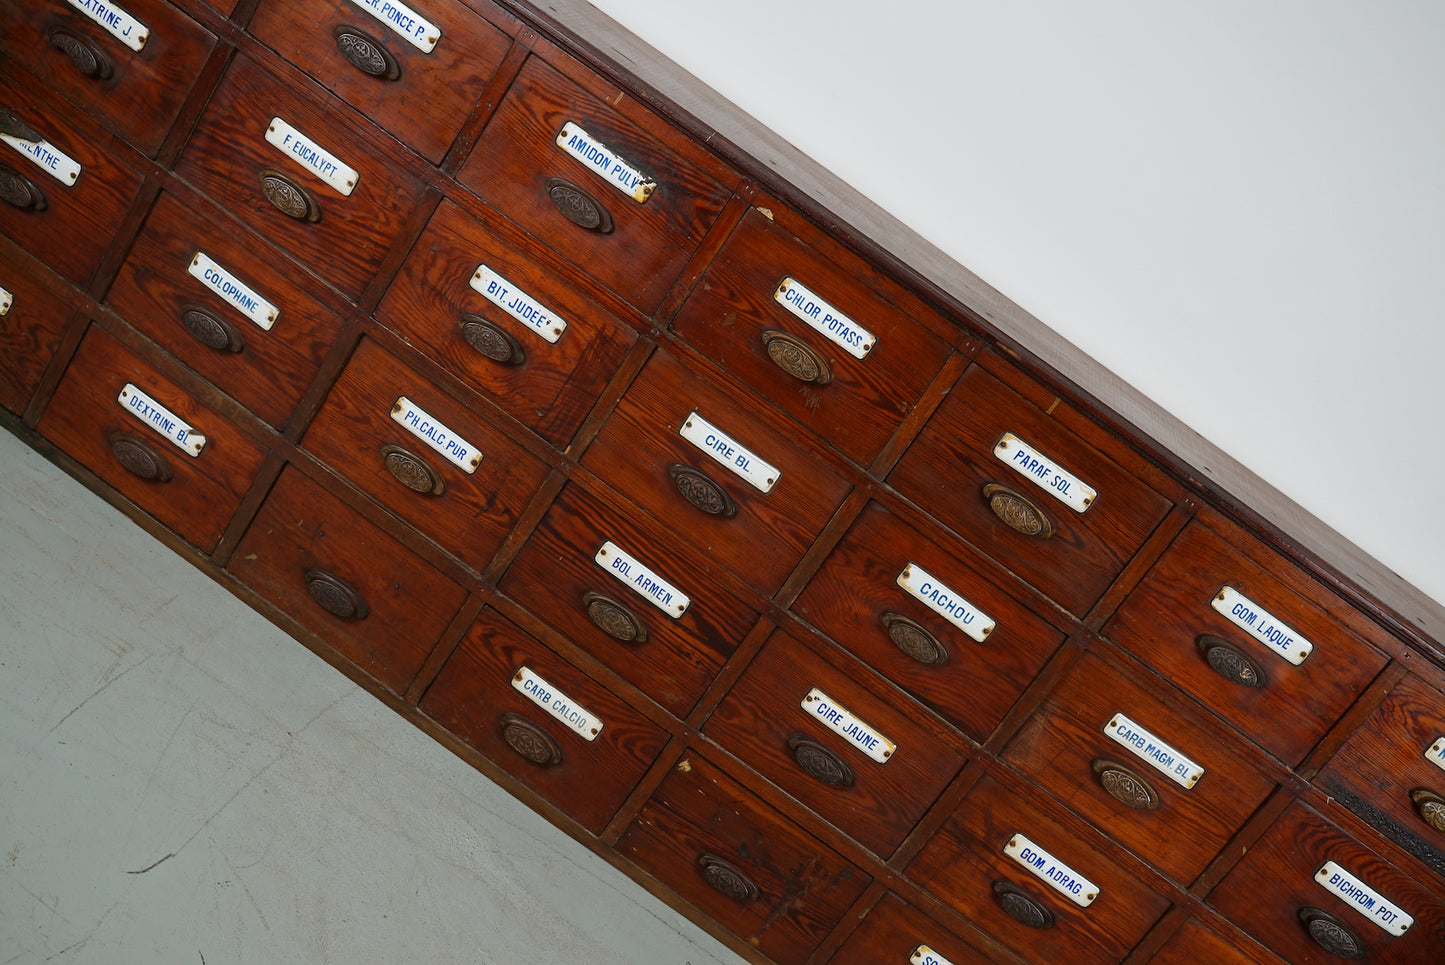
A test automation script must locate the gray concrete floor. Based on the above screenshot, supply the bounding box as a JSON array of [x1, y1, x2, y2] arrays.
[[0, 427, 741, 964]]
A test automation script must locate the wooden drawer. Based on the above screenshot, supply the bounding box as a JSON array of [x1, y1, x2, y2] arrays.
[[0, 0, 215, 157], [1209, 801, 1445, 963], [827, 892, 1004, 965], [581, 348, 852, 596], [670, 204, 954, 466], [105, 190, 347, 429], [0, 242, 76, 415], [419, 605, 669, 834], [37, 324, 267, 551], [248, 0, 513, 164], [705, 627, 968, 858], [375, 198, 638, 446], [174, 53, 428, 299], [457, 49, 736, 314], [1103, 513, 1392, 765], [0, 65, 144, 285], [302, 336, 549, 572], [793, 501, 1067, 743], [499, 482, 759, 717], [617, 752, 872, 965], [1146, 918, 1286, 965], [1001, 651, 1277, 885], [229, 465, 469, 694], [908, 773, 1173, 965], [889, 359, 1175, 615]]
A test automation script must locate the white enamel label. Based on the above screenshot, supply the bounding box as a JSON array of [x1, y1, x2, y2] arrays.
[[800, 688, 894, 764], [348, 0, 440, 53], [1003, 833, 1099, 908], [389, 397, 482, 474], [679, 411, 779, 494], [1103, 712, 1204, 789], [0, 286, 11, 316], [1315, 861, 1414, 936], [187, 252, 278, 331], [773, 277, 875, 359], [896, 562, 995, 642], [468, 265, 566, 343], [65, 0, 148, 51], [910, 945, 956, 965], [1211, 586, 1313, 665], [264, 117, 358, 197], [117, 384, 205, 457], [1424, 736, 1445, 774], [1, 130, 82, 187], [511, 667, 602, 741], [994, 433, 1096, 513], [594, 541, 689, 618], [556, 121, 656, 203]]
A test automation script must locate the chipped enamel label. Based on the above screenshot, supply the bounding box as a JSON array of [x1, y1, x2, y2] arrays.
[[117, 384, 205, 457], [595, 541, 689, 618], [800, 688, 894, 764], [188, 252, 278, 331], [348, 0, 440, 53], [994, 433, 1096, 513], [265, 117, 358, 197], [896, 562, 995, 643], [1211, 586, 1313, 665], [773, 277, 874, 359], [1004, 833, 1098, 908], [1104, 712, 1204, 789], [65, 0, 148, 51], [0, 286, 11, 316], [511, 667, 602, 741], [1316, 861, 1413, 936], [679, 411, 779, 494], [1425, 737, 1445, 774], [1, 129, 82, 186], [556, 121, 656, 203], [468, 265, 566, 343], [389, 397, 481, 473], [910, 945, 956, 965]]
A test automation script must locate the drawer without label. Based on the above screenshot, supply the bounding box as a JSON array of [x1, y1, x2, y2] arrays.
[[826, 891, 1007, 965], [0, 243, 76, 416]]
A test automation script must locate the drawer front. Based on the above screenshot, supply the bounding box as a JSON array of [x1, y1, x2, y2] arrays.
[[375, 198, 638, 446], [1104, 515, 1392, 765], [458, 51, 735, 314], [37, 324, 267, 551], [174, 54, 428, 299], [705, 628, 968, 858], [581, 348, 853, 596], [828, 892, 1003, 965], [793, 501, 1067, 743], [0, 0, 215, 156], [303, 336, 549, 571], [1146, 918, 1286, 965], [229, 465, 469, 694], [1001, 651, 1277, 885], [105, 191, 347, 429], [617, 753, 872, 965], [499, 483, 759, 717], [889, 361, 1174, 615], [0, 66, 143, 285], [908, 774, 1173, 965], [0, 243, 76, 415], [670, 205, 953, 465], [1209, 802, 1445, 964], [248, 0, 513, 164], [419, 605, 670, 834]]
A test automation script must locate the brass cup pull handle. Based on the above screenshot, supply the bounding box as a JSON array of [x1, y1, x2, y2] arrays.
[[381, 444, 446, 496], [668, 463, 738, 518], [108, 431, 173, 483], [1092, 758, 1161, 810], [698, 853, 758, 903], [787, 734, 855, 788], [258, 168, 322, 223], [48, 30, 115, 81], [545, 177, 613, 233], [1298, 906, 1367, 959], [982, 482, 1054, 538], [991, 880, 1055, 929], [0, 163, 47, 212], [582, 590, 648, 644], [458, 314, 527, 366], [881, 611, 949, 665], [1410, 787, 1445, 834], [760, 329, 832, 386], [303, 568, 369, 621], [180, 304, 245, 353], [332, 24, 402, 81], [498, 712, 564, 767], [1197, 634, 1267, 689]]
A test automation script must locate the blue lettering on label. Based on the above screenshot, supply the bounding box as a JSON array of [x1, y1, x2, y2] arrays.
[[1019, 846, 1047, 870], [1231, 602, 1258, 627], [918, 580, 975, 624]]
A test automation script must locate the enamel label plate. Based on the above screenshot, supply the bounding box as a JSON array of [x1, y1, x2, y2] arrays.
[[1103, 712, 1204, 789], [348, 0, 440, 53], [1003, 833, 1098, 908], [556, 121, 656, 202], [800, 688, 894, 764], [595, 541, 689, 618], [1315, 861, 1413, 936], [265, 117, 359, 197], [1, 130, 82, 186], [679, 411, 779, 493], [773, 277, 875, 359], [66, 0, 148, 51], [910, 945, 956, 965], [188, 252, 278, 331], [469, 265, 566, 343], [0, 286, 11, 316], [390, 397, 482, 473], [994, 433, 1096, 513], [117, 384, 205, 457], [512, 667, 602, 741], [1425, 736, 1445, 775], [1211, 586, 1312, 665], [896, 562, 995, 642]]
